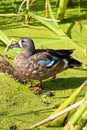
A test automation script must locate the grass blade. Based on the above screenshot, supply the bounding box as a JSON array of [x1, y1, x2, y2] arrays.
[[47, 0, 59, 27], [28, 12, 65, 36], [0, 30, 10, 45]]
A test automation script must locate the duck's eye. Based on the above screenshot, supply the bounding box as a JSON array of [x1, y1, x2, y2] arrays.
[[21, 40, 24, 43]]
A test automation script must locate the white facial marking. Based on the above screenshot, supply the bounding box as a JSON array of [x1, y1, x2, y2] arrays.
[[18, 40, 23, 48], [63, 59, 69, 68]]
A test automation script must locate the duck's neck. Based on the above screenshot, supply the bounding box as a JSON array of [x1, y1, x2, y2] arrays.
[[23, 41, 35, 57], [23, 48, 35, 57]]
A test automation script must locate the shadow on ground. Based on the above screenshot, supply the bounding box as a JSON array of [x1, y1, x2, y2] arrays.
[[42, 77, 87, 91]]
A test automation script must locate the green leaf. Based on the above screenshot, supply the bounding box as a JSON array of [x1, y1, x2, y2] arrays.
[[35, 39, 65, 47], [0, 30, 10, 45], [47, 0, 58, 27], [28, 12, 65, 36]]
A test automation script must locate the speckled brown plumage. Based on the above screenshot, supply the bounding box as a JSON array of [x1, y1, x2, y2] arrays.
[[14, 52, 65, 81], [7, 37, 82, 91], [0, 57, 26, 84], [0, 57, 14, 74]]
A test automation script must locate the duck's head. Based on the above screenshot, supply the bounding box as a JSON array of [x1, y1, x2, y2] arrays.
[[8, 37, 35, 56]]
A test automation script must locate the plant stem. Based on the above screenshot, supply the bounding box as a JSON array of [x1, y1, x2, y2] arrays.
[[56, 0, 68, 20], [0, 14, 21, 17], [18, 0, 26, 14], [63, 94, 87, 130], [56, 0, 59, 7], [45, 0, 49, 17], [74, 110, 87, 130], [25, 0, 30, 24]]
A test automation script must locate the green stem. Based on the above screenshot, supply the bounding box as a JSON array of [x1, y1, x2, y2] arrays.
[[63, 94, 87, 130], [56, 0, 68, 20], [0, 14, 20, 16], [74, 109, 87, 130], [56, 0, 59, 7], [70, 96, 87, 125], [25, 0, 30, 24]]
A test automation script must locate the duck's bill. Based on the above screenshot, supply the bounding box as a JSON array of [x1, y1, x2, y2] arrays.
[[8, 42, 20, 49]]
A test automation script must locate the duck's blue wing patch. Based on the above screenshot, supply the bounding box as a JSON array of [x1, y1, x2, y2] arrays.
[[52, 56, 59, 62], [38, 59, 54, 67], [37, 56, 59, 67]]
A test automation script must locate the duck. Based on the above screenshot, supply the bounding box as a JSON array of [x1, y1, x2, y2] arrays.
[[8, 37, 82, 92]]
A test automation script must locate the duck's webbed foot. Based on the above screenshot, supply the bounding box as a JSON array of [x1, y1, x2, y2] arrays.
[[30, 80, 42, 94]]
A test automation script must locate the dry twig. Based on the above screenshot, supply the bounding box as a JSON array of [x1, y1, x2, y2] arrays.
[[26, 100, 83, 130]]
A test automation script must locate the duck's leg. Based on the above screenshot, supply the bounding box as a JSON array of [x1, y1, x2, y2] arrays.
[[30, 80, 42, 94], [52, 75, 56, 81], [38, 80, 42, 88]]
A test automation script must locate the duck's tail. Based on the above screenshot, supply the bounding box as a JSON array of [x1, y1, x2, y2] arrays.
[[56, 49, 74, 56], [0, 57, 27, 84], [68, 58, 82, 68]]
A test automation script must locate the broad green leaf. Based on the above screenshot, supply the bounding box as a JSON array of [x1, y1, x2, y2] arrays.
[[35, 39, 65, 47]]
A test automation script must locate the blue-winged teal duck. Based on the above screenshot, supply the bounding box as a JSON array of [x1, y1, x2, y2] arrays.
[[8, 37, 82, 91]]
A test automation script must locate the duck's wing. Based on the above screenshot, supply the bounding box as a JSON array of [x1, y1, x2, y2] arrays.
[[35, 49, 74, 57], [34, 49, 73, 68], [31, 50, 61, 68], [53, 49, 74, 56], [34, 49, 82, 68]]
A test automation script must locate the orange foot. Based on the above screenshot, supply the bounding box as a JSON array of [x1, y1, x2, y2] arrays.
[[30, 80, 42, 94], [30, 85, 42, 94]]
